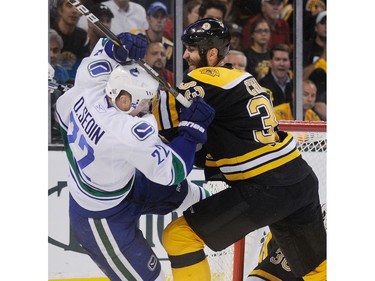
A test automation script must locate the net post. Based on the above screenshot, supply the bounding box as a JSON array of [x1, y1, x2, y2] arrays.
[[232, 238, 245, 281]]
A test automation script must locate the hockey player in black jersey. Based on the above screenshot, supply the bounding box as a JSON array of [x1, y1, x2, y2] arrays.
[[247, 204, 327, 281], [162, 18, 326, 281]]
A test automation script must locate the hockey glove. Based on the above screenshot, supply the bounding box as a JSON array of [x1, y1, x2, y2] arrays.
[[178, 97, 215, 144], [104, 32, 147, 64]]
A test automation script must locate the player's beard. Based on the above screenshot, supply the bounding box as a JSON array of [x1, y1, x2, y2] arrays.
[[187, 54, 207, 70], [197, 48, 210, 68], [197, 57, 208, 68], [152, 60, 164, 72]]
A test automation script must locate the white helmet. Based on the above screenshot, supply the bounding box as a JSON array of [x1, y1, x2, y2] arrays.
[[105, 63, 159, 114], [48, 63, 58, 94]]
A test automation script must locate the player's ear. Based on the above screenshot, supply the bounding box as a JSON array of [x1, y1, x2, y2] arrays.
[[206, 48, 219, 66], [208, 48, 218, 58], [116, 92, 132, 111]]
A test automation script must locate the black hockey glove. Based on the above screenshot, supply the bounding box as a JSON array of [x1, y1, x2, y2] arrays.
[[178, 97, 215, 144], [104, 32, 147, 64]]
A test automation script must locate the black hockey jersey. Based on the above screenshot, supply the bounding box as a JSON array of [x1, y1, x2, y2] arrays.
[[178, 66, 312, 186]]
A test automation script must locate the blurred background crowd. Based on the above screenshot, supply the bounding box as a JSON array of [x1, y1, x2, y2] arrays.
[[48, 0, 327, 144]]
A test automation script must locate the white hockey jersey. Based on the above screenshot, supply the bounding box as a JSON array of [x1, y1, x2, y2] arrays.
[[55, 39, 191, 211]]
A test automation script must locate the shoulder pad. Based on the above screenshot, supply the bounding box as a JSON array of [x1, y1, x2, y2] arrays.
[[188, 67, 251, 89]]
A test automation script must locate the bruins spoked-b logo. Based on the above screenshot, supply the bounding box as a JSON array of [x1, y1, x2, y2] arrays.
[[200, 68, 220, 77], [202, 22, 211, 30]]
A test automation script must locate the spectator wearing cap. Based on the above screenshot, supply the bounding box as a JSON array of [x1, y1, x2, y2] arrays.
[[130, 1, 174, 72], [226, 21, 243, 51], [303, 10, 326, 120], [241, 0, 290, 50], [101, 0, 148, 34], [87, 3, 114, 52], [304, 0, 326, 41], [303, 11, 326, 72]]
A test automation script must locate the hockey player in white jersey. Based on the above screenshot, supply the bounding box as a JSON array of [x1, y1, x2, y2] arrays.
[[55, 32, 215, 281]]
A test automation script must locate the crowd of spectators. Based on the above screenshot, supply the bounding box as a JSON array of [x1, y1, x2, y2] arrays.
[[48, 0, 327, 143]]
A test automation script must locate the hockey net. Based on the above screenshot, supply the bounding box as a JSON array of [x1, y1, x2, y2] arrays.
[[189, 121, 327, 281]]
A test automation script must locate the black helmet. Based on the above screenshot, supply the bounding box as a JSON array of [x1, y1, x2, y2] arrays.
[[182, 18, 231, 61]]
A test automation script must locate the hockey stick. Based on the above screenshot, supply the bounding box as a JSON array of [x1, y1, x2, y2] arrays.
[[135, 59, 191, 108], [68, 0, 191, 108]]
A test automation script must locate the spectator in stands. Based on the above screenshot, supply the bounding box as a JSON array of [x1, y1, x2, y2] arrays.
[[102, 0, 148, 34], [303, 11, 326, 77], [184, 0, 202, 29], [303, 10, 326, 120], [273, 79, 322, 121], [223, 50, 247, 71], [50, 0, 95, 29], [180, 0, 203, 73], [198, 0, 226, 21], [280, 0, 293, 43], [49, 0, 59, 27], [234, 0, 262, 27], [162, 0, 203, 41], [130, 1, 174, 71], [241, 0, 290, 50], [226, 21, 243, 51], [270, 0, 326, 43], [144, 42, 180, 141], [87, 3, 114, 52], [49, 29, 71, 144], [51, 0, 90, 82], [144, 42, 173, 86], [48, 27, 75, 144], [259, 44, 293, 107], [157, 1, 174, 42], [302, 79, 321, 121], [243, 18, 271, 80], [49, 29, 69, 85], [273, 100, 294, 121], [304, 0, 326, 41], [76, 0, 94, 31], [219, 0, 234, 22]]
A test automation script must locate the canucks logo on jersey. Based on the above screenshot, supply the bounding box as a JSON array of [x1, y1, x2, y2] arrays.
[[132, 121, 155, 141], [88, 60, 112, 77]]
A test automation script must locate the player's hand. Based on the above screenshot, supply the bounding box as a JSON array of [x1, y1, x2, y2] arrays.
[[104, 33, 147, 64], [178, 97, 215, 144]]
